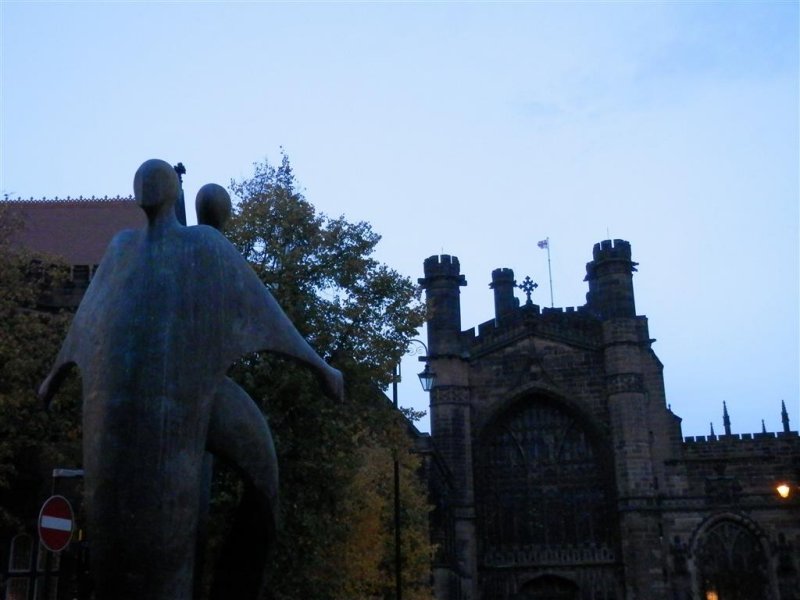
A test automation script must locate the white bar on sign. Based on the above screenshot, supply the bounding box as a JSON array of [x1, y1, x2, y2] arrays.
[[52, 468, 84, 478], [41, 516, 72, 532]]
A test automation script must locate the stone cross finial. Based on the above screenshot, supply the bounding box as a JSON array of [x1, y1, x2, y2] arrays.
[[173, 162, 186, 182], [172, 162, 187, 226], [518, 276, 538, 305]]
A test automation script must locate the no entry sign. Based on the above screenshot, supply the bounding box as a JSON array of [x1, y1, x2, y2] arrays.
[[38, 495, 74, 552]]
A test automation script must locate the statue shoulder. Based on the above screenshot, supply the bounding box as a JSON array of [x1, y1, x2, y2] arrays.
[[110, 227, 140, 245], [185, 224, 252, 268]]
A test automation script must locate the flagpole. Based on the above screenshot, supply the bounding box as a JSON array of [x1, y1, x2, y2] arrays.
[[546, 238, 553, 307], [537, 237, 554, 307]]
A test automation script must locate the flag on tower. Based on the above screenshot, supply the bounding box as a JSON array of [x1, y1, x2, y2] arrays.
[[537, 239, 548, 249]]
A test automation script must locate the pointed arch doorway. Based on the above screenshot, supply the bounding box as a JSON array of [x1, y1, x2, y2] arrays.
[[694, 519, 771, 600]]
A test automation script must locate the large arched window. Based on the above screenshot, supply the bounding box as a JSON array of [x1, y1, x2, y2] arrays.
[[476, 397, 616, 554], [695, 519, 770, 600]]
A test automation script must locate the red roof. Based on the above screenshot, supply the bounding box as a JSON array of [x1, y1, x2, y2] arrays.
[[2, 197, 146, 265]]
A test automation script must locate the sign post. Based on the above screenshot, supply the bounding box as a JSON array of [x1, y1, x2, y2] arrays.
[[38, 495, 75, 552]]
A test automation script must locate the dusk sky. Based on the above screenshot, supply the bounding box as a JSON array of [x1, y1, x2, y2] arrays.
[[2, 1, 797, 436]]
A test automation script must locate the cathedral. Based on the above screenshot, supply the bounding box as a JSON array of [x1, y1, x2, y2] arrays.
[[418, 240, 799, 599]]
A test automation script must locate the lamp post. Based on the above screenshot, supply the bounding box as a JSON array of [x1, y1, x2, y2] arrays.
[[393, 338, 435, 600]]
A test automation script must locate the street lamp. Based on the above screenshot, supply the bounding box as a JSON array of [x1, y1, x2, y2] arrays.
[[392, 338, 435, 600], [776, 482, 793, 499], [417, 363, 436, 392]]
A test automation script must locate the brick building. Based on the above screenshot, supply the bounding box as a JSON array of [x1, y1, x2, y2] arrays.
[[419, 240, 799, 600], [2, 197, 144, 309]]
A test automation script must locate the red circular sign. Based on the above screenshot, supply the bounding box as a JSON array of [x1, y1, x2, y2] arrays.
[[38, 495, 74, 552]]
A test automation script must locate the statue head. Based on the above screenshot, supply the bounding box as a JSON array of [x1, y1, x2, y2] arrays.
[[134, 159, 180, 219], [196, 183, 232, 231]]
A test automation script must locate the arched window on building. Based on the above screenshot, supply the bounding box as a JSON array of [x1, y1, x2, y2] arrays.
[[476, 396, 616, 556], [695, 519, 770, 600]]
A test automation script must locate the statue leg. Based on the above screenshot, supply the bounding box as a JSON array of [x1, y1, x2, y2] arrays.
[[193, 453, 213, 597], [206, 377, 278, 600]]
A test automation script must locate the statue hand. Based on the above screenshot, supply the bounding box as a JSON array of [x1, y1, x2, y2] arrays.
[[38, 370, 58, 409], [37, 362, 74, 409], [325, 367, 345, 402]]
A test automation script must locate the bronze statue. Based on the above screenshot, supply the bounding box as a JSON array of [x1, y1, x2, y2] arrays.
[[40, 159, 343, 599]]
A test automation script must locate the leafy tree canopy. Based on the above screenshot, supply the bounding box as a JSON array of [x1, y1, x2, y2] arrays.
[[214, 153, 431, 599], [227, 153, 422, 388]]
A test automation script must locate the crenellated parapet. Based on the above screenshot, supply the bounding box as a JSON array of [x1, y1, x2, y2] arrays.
[[591, 238, 634, 263], [5, 195, 135, 204], [464, 305, 603, 357], [490, 267, 514, 281], [684, 430, 799, 444], [420, 254, 466, 283]]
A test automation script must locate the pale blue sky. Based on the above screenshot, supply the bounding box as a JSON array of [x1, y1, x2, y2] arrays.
[[2, 1, 797, 436]]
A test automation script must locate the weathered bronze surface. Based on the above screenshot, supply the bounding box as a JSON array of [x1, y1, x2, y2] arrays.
[[40, 159, 343, 599]]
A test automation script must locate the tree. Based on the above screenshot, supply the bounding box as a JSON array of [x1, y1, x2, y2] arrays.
[[0, 207, 81, 535], [213, 153, 432, 599]]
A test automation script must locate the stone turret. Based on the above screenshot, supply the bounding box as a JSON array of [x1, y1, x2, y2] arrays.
[[588, 239, 667, 598], [419, 255, 476, 599], [418, 255, 467, 356], [490, 268, 518, 324], [584, 239, 638, 319]]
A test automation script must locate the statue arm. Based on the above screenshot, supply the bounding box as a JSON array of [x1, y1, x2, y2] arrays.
[[39, 359, 76, 409], [38, 298, 89, 408], [247, 284, 344, 402], [225, 246, 344, 402], [39, 230, 135, 408]]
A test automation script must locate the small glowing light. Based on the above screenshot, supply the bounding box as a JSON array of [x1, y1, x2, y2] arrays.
[[776, 483, 791, 499], [705, 590, 719, 600]]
